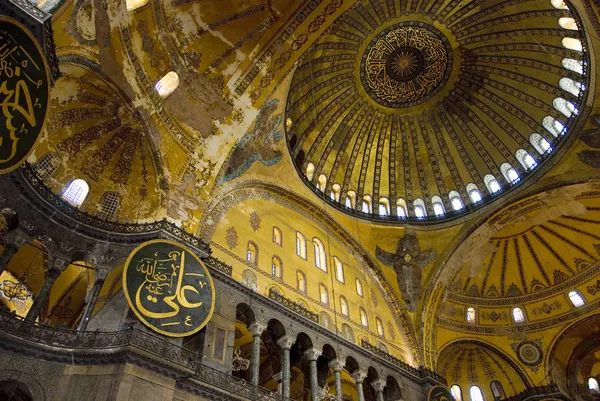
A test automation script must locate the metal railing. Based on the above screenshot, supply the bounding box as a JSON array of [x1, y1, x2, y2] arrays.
[[269, 288, 319, 323], [502, 385, 566, 401]]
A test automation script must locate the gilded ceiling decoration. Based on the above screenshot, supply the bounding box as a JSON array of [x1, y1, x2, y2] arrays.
[[286, 0, 588, 222]]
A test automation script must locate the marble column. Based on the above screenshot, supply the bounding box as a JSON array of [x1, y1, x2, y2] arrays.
[[352, 370, 368, 401], [248, 322, 266, 386], [277, 336, 295, 398], [371, 378, 386, 401], [304, 348, 322, 401], [329, 359, 345, 401], [77, 268, 108, 331], [26, 258, 66, 321]]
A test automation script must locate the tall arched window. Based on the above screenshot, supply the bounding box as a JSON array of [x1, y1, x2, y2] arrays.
[[362, 195, 372, 213], [306, 163, 315, 181], [334, 257, 344, 283], [297, 270, 307, 292], [155, 71, 179, 99], [63, 179, 89, 206], [515, 149, 537, 171], [319, 283, 329, 305], [359, 307, 368, 327], [313, 238, 327, 271], [376, 317, 384, 337], [530, 133, 552, 155], [589, 378, 600, 392], [126, 0, 149, 11], [558, 17, 578, 30], [512, 307, 525, 323], [562, 37, 582, 52], [247, 242, 258, 265], [272, 256, 282, 278], [98, 191, 121, 220], [553, 97, 579, 118], [356, 278, 363, 297], [490, 381, 505, 400], [33, 152, 60, 180], [559, 77, 584, 97], [431, 195, 445, 216], [484, 174, 501, 194], [414, 198, 427, 218], [340, 296, 349, 316], [397, 199, 407, 217], [466, 307, 476, 323], [469, 386, 485, 401], [466, 183, 483, 203], [562, 58, 583, 74], [451, 385, 463, 401], [543, 116, 566, 137], [568, 290, 585, 307], [500, 163, 520, 184], [273, 227, 282, 246], [449, 191, 464, 211], [296, 232, 307, 259], [331, 183, 341, 202], [317, 174, 327, 192]]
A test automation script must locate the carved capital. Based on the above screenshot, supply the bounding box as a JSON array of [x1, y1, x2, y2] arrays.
[[94, 266, 110, 282], [48, 257, 69, 275], [351, 370, 368, 384], [329, 358, 345, 372], [3, 230, 29, 248], [277, 335, 295, 350], [248, 322, 267, 336], [371, 378, 386, 392], [304, 348, 322, 361]]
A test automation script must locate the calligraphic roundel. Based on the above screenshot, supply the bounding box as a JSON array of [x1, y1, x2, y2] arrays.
[[0, 16, 50, 174], [427, 386, 453, 401], [123, 240, 216, 337]]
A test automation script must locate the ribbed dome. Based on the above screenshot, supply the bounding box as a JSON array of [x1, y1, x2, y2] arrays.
[[285, 0, 588, 222]]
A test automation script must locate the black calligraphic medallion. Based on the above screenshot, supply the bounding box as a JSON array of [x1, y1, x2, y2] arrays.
[[0, 17, 50, 174], [428, 385, 453, 401], [123, 240, 216, 337]]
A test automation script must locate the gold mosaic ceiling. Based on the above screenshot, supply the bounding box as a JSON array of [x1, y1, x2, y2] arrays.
[[285, 0, 588, 221]]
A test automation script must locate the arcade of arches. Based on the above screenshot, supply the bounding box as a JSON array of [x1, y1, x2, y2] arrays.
[[1, 0, 600, 400]]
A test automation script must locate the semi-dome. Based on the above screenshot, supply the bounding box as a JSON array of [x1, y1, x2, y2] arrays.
[[285, 0, 588, 223]]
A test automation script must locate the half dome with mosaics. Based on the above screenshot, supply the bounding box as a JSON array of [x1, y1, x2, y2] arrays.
[[286, 0, 589, 223]]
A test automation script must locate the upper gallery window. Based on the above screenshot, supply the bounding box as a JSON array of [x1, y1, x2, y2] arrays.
[[451, 385, 463, 401], [319, 283, 329, 305], [340, 296, 349, 316], [272, 256, 282, 278], [334, 257, 344, 283], [155, 71, 179, 99], [63, 179, 89, 207], [376, 317, 384, 337], [273, 227, 282, 246], [313, 238, 327, 271], [356, 278, 363, 297], [296, 270, 307, 292], [247, 242, 258, 265], [296, 232, 307, 259], [469, 386, 485, 401], [359, 307, 368, 327]]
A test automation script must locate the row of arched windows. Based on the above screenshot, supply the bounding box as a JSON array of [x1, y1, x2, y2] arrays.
[[465, 291, 586, 323], [451, 382, 504, 401]]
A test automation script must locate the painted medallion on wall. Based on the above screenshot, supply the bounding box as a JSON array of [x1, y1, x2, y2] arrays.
[[123, 240, 215, 337], [427, 385, 453, 401], [0, 16, 50, 174]]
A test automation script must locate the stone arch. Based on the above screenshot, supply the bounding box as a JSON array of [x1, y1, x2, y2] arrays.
[[0, 371, 45, 401], [385, 376, 403, 401]]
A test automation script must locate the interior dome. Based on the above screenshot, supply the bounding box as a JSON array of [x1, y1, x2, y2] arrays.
[[285, 0, 588, 223]]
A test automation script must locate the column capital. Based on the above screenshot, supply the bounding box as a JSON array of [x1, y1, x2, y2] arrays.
[[304, 348, 322, 361], [277, 335, 295, 350], [351, 370, 368, 384], [249, 322, 267, 336], [3, 229, 29, 248], [94, 267, 110, 282], [48, 257, 69, 276], [371, 378, 386, 392], [328, 358, 345, 372]]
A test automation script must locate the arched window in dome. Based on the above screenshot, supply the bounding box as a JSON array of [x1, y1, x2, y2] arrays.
[[379, 198, 390, 216], [319, 283, 329, 305], [484, 174, 501, 194], [553, 97, 579, 118], [490, 381, 505, 400], [313, 238, 327, 271], [551, 0, 569, 9], [562, 37, 582, 52], [558, 17, 578, 30], [155, 71, 179, 99], [451, 385, 463, 401], [530, 133, 553, 155], [559, 77, 584, 97], [331, 183, 341, 202], [296, 232, 307, 259], [296, 270, 307, 292], [359, 307, 368, 327], [306, 163, 315, 181], [397, 199, 408, 217], [543, 116, 566, 137], [414, 198, 427, 218], [98, 191, 121, 220], [334, 257, 344, 283], [317, 174, 327, 192], [126, 0, 149, 11], [246, 242, 258, 265], [362, 195, 372, 214], [432, 196, 445, 216], [466, 307, 476, 323], [273, 226, 282, 246], [272, 256, 282, 278], [345, 190, 356, 209], [466, 183, 483, 203], [512, 307, 525, 323], [563, 58, 584, 74], [356, 278, 363, 297], [63, 179, 89, 207], [449, 191, 464, 211], [568, 290, 585, 307], [500, 163, 520, 184], [340, 296, 349, 316], [376, 317, 384, 337], [589, 378, 600, 392], [33, 152, 60, 180], [469, 386, 485, 401], [516, 149, 537, 171]]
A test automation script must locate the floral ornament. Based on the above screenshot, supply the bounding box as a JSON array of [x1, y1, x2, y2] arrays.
[[226, 227, 238, 249], [249, 211, 261, 231], [577, 114, 600, 169], [376, 231, 437, 311]]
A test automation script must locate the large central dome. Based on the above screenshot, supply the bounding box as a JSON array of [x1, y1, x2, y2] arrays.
[[285, 0, 588, 223]]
